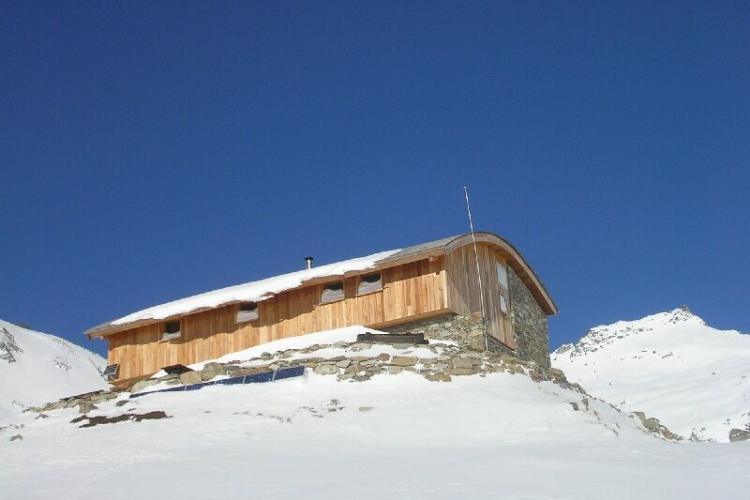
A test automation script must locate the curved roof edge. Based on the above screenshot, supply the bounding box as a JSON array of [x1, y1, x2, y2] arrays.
[[86, 231, 556, 339], [442, 232, 558, 316]]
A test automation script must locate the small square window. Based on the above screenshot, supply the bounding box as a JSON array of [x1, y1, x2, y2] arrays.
[[236, 302, 258, 323], [321, 281, 345, 304], [357, 273, 382, 295], [162, 320, 181, 341]]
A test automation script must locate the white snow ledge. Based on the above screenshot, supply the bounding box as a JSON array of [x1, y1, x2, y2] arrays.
[[109, 249, 401, 327]]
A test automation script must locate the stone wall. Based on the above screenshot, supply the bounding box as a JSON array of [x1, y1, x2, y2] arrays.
[[508, 266, 550, 368], [382, 267, 551, 368], [382, 314, 515, 358]]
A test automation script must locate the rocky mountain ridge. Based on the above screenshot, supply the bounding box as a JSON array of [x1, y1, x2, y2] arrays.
[[552, 307, 750, 442]]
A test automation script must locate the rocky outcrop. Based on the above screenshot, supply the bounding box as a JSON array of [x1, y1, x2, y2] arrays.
[[631, 411, 681, 441], [729, 428, 750, 442], [0, 327, 22, 363]]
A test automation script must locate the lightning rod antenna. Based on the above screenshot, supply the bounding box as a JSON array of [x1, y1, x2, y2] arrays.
[[463, 186, 489, 351]]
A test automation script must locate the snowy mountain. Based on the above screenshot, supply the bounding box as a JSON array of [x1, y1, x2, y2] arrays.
[[2, 326, 749, 499], [0, 318, 108, 422], [552, 307, 750, 442]]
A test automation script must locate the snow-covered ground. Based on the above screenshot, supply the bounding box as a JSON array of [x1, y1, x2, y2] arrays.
[[0, 319, 108, 423], [552, 308, 750, 442], [2, 326, 748, 499]]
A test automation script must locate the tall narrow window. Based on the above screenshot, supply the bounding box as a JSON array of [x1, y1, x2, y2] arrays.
[[321, 281, 344, 304], [236, 302, 258, 323], [496, 261, 509, 314], [357, 273, 382, 295], [496, 261, 509, 289], [162, 320, 181, 341]]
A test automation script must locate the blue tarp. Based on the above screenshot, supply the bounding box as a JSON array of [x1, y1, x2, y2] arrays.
[[129, 365, 306, 399]]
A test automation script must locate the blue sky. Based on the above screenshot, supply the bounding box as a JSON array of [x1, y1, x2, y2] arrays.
[[1, 1, 748, 357]]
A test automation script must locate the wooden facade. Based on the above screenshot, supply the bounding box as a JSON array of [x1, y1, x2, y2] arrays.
[[89, 233, 556, 380]]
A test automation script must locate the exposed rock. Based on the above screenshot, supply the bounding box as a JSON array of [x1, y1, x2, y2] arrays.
[[72, 411, 170, 428], [424, 372, 452, 382], [548, 368, 567, 382], [90, 392, 117, 402], [200, 362, 226, 381], [179, 371, 202, 385], [335, 359, 351, 369], [131, 379, 159, 393], [448, 367, 476, 376], [376, 353, 391, 362], [450, 356, 474, 370], [314, 364, 338, 375], [78, 401, 98, 414], [388, 366, 404, 375], [569, 402, 579, 411], [349, 342, 372, 350], [729, 428, 750, 442], [10, 434, 23, 441], [391, 356, 417, 367]]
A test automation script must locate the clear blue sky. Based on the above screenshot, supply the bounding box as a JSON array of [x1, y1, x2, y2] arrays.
[[1, 1, 748, 357]]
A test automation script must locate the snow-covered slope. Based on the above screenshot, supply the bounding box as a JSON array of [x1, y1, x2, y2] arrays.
[[552, 308, 750, 442], [3, 335, 749, 499], [0, 319, 108, 422]]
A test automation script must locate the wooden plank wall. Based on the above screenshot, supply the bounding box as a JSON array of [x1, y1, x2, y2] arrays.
[[107, 257, 448, 379], [445, 243, 515, 348]]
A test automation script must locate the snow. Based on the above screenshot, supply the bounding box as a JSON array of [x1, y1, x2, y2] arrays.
[[3, 365, 749, 499], [0, 319, 108, 423], [552, 308, 750, 442], [109, 249, 400, 327], [143, 325, 450, 392]]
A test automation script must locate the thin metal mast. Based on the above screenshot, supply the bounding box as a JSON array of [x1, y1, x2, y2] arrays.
[[463, 186, 489, 351]]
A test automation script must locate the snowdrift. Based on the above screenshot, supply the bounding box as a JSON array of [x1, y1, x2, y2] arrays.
[[3, 326, 749, 499]]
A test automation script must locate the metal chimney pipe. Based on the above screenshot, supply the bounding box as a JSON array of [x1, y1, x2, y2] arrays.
[[304, 256, 314, 269]]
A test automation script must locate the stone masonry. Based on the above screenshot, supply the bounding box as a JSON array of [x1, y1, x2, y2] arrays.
[[383, 314, 514, 357], [508, 266, 551, 368], [382, 267, 551, 369]]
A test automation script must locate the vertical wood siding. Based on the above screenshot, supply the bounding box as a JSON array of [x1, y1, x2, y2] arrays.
[[445, 243, 515, 348], [107, 257, 448, 379]]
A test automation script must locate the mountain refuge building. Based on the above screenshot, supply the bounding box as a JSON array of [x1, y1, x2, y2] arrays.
[[86, 232, 557, 380]]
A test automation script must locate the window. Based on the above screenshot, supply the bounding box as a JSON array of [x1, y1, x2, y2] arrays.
[[162, 320, 181, 341], [496, 261, 509, 314], [500, 295, 508, 314], [321, 281, 344, 304], [236, 302, 259, 323], [496, 261, 509, 289], [357, 273, 382, 295]]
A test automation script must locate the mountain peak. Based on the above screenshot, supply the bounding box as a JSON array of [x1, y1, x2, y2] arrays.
[[552, 308, 749, 442]]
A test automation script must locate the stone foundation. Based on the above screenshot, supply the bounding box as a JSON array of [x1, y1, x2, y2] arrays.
[[381, 314, 516, 358], [380, 270, 552, 369]]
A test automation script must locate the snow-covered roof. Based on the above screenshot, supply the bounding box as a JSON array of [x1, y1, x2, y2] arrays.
[[86, 232, 557, 338]]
